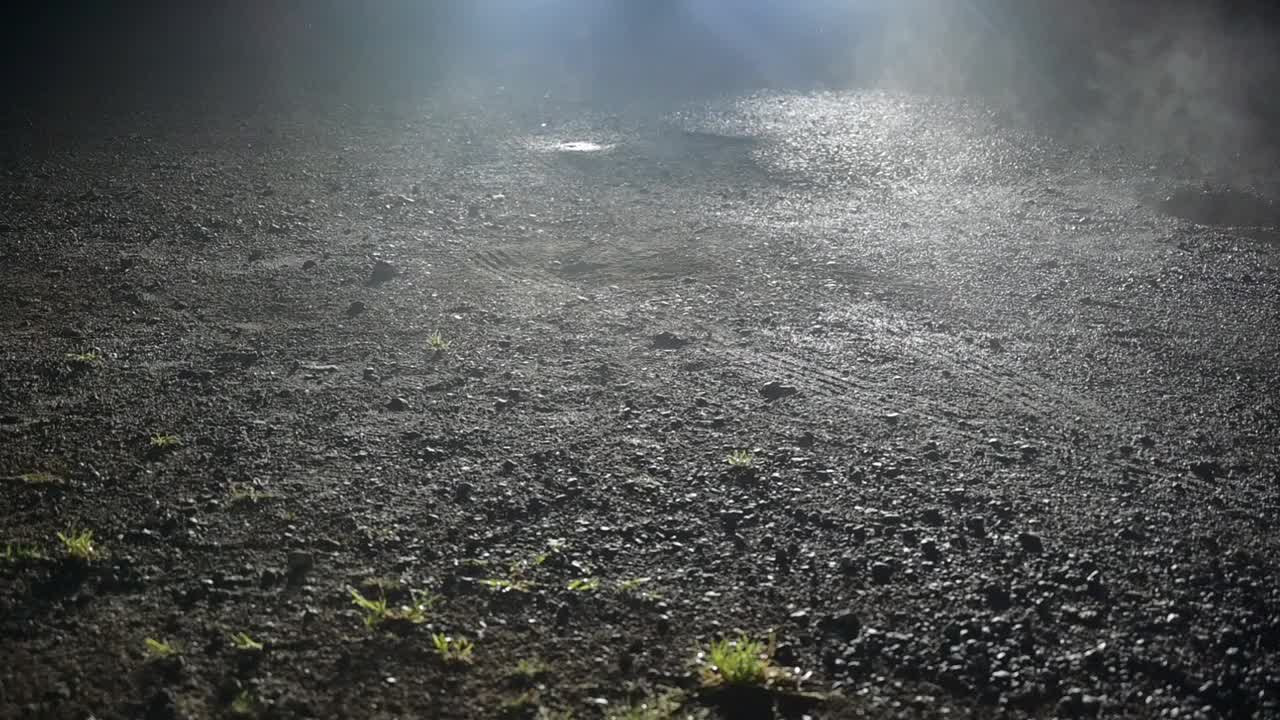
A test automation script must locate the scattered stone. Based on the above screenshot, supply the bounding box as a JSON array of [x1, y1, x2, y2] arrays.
[[1054, 690, 1092, 718], [1018, 532, 1044, 553], [345, 301, 366, 317], [774, 642, 799, 667], [369, 259, 398, 284], [822, 609, 862, 640], [965, 516, 987, 537], [286, 552, 314, 582], [205, 573, 243, 590], [387, 397, 409, 411], [870, 562, 895, 584], [554, 603, 572, 626], [362, 367, 378, 381], [774, 547, 793, 574], [921, 539, 942, 562], [1189, 459, 1221, 481], [983, 584, 1012, 611], [419, 446, 449, 462], [720, 510, 744, 530], [650, 331, 689, 350], [188, 224, 213, 242], [838, 553, 859, 574], [144, 688, 179, 720], [1080, 695, 1104, 715], [760, 381, 799, 401]]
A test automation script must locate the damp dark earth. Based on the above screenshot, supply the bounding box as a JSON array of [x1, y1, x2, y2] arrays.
[[4, 13, 1280, 716]]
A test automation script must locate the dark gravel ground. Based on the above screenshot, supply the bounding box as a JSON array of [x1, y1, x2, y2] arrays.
[[1, 88, 1279, 719]]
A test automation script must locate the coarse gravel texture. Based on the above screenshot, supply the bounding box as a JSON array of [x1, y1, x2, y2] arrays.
[[2, 89, 1279, 719]]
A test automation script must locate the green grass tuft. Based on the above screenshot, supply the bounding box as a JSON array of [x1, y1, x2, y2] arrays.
[[228, 483, 278, 506], [617, 577, 653, 593], [17, 471, 64, 486], [699, 634, 774, 688], [510, 657, 549, 683], [431, 633, 474, 665], [149, 434, 182, 449], [566, 577, 600, 592], [230, 632, 264, 652], [2, 543, 47, 562], [725, 450, 755, 469], [428, 331, 451, 351], [228, 690, 258, 718], [349, 586, 437, 630], [144, 637, 178, 658], [57, 528, 99, 561], [65, 351, 103, 365]]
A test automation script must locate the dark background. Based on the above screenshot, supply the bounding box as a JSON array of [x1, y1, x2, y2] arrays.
[[1, 0, 1278, 159]]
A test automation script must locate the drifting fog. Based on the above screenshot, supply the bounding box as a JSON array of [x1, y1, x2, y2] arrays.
[[4, 1, 1278, 167]]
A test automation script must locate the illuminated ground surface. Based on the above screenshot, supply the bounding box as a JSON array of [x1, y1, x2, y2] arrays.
[[1, 90, 1278, 719]]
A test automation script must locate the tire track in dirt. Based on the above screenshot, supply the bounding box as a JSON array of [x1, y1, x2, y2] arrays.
[[463, 232, 1094, 449], [708, 260, 1096, 431], [886, 324, 1120, 429], [463, 245, 1244, 514], [720, 344, 960, 427], [724, 338, 1187, 498], [658, 303, 1199, 503], [470, 247, 540, 284], [446, 147, 1253, 516]]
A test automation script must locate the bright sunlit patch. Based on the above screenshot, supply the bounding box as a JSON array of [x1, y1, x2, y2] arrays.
[[554, 140, 612, 153], [525, 137, 616, 154]]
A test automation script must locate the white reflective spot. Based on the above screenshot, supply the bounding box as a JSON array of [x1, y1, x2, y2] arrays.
[[555, 141, 611, 153]]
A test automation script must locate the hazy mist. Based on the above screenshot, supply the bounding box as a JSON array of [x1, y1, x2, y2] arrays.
[[4, 1, 1278, 170]]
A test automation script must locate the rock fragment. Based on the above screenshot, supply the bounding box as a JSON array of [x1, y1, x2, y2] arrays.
[[870, 561, 895, 584], [369, 258, 398, 284], [651, 331, 689, 350], [821, 609, 862, 640], [965, 516, 987, 537], [760, 381, 799, 401], [286, 552, 314, 583]]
